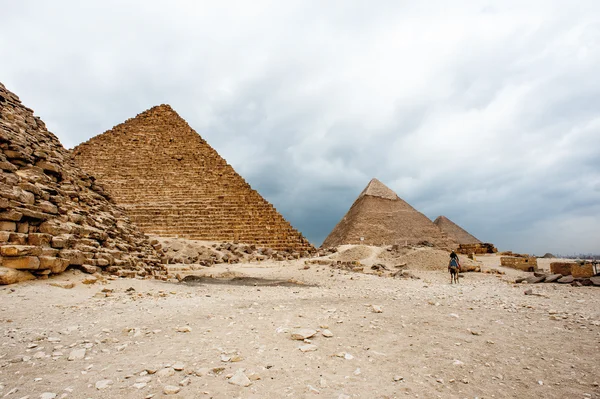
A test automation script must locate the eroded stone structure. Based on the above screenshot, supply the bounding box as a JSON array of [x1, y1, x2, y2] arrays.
[[0, 83, 166, 284], [456, 243, 497, 255], [72, 105, 313, 252], [322, 178, 456, 248], [500, 256, 538, 272], [433, 215, 481, 245]]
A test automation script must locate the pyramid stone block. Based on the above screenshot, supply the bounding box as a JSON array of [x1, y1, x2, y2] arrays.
[[0, 82, 165, 284], [322, 178, 455, 248], [72, 105, 313, 252]]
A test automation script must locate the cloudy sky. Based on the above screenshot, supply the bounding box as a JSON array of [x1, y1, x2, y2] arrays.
[[1, 1, 599, 255]]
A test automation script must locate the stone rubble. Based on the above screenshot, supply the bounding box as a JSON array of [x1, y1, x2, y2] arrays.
[[0, 83, 166, 284]]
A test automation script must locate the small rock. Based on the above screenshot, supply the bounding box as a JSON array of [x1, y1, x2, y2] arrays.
[[176, 326, 192, 333], [172, 362, 185, 371], [393, 375, 404, 382], [228, 369, 252, 387], [40, 393, 57, 399], [95, 379, 113, 390], [157, 367, 176, 378], [179, 377, 191, 386], [132, 382, 147, 389], [299, 344, 318, 352], [372, 305, 383, 313], [163, 385, 181, 395], [136, 376, 152, 384], [67, 348, 86, 361], [291, 329, 317, 340], [321, 329, 333, 338]]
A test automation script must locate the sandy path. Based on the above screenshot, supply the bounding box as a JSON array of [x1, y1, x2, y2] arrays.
[[1, 263, 599, 399]]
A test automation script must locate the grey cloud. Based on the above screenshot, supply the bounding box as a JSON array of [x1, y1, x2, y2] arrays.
[[1, 0, 599, 253]]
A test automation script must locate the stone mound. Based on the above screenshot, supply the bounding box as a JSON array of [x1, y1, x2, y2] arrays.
[[72, 105, 313, 252], [322, 178, 456, 248], [433, 215, 481, 245], [0, 83, 166, 284], [334, 245, 374, 262], [378, 247, 479, 272]]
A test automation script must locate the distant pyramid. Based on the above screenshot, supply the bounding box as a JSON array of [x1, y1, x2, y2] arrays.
[[433, 216, 481, 245], [322, 178, 455, 248], [72, 105, 312, 251]]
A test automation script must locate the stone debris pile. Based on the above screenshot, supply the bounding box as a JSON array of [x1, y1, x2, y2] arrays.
[[0, 82, 166, 284], [152, 236, 315, 266]]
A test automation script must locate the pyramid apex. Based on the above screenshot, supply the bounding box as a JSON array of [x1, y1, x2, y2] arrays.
[[359, 178, 399, 200]]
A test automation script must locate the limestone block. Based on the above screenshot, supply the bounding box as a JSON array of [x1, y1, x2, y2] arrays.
[[572, 263, 594, 278], [59, 249, 86, 266], [0, 266, 35, 284], [0, 209, 22, 221], [0, 221, 16, 231], [2, 256, 40, 269], [39, 256, 70, 273], [27, 233, 52, 247], [550, 262, 572, 276], [1, 245, 42, 257]]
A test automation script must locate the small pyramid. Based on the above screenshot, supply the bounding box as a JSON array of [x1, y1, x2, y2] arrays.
[[433, 216, 481, 245], [322, 178, 455, 248], [0, 82, 165, 284], [72, 105, 313, 251]]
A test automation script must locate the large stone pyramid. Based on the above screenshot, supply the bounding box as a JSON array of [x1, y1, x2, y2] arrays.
[[433, 215, 481, 245], [322, 178, 455, 248], [72, 105, 313, 252], [0, 82, 166, 284]]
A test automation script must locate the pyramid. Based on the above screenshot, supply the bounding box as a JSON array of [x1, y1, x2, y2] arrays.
[[433, 215, 481, 245], [72, 105, 313, 252], [0, 82, 165, 284], [322, 178, 455, 248]]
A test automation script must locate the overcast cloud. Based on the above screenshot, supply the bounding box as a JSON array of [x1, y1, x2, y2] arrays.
[[1, 0, 599, 255]]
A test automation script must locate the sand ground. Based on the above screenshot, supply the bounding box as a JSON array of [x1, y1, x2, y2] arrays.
[[1, 249, 599, 399]]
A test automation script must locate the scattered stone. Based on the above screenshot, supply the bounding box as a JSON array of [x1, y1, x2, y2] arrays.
[[49, 281, 75, 289], [291, 328, 317, 340], [132, 382, 147, 389], [157, 367, 176, 378], [176, 326, 192, 333], [544, 274, 562, 283], [557, 275, 574, 284], [393, 375, 404, 382], [372, 305, 383, 313], [321, 329, 333, 338], [40, 393, 56, 399], [179, 377, 191, 386], [172, 362, 185, 371], [299, 344, 318, 352], [95, 379, 113, 390], [67, 348, 86, 361], [163, 385, 181, 395], [228, 369, 252, 387]]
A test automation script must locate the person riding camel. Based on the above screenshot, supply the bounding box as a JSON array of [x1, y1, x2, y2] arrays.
[[449, 250, 461, 270], [448, 250, 461, 284]]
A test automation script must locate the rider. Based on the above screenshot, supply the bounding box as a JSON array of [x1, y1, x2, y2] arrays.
[[448, 250, 461, 271]]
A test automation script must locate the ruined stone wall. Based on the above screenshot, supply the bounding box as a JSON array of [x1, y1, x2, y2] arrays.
[[72, 105, 313, 252], [0, 83, 166, 284], [500, 256, 538, 272], [550, 262, 573, 276], [457, 243, 497, 255]]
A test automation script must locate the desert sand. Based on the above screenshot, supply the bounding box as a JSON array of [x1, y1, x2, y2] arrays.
[[1, 245, 599, 399]]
